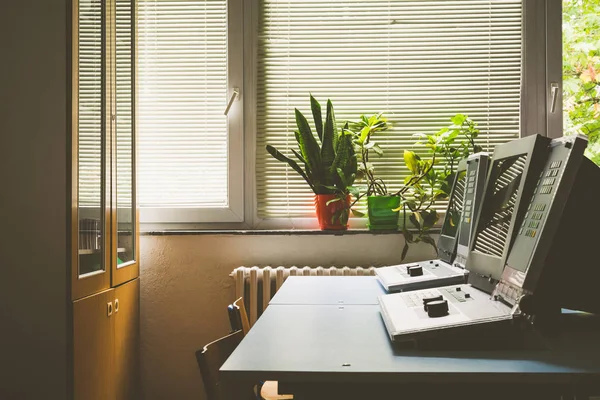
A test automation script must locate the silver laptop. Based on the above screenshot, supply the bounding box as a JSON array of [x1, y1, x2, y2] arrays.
[[379, 134, 586, 343], [376, 153, 489, 292]]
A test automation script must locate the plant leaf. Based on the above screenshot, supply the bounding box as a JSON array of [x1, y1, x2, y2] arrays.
[[451, 113, 467, 126], [291, 148, 307, 164], [336, 167, 348, 188], [331, 130, 353, 190], [372, 143, 384, 156], [404, 150, 419, 174], [402, 227, 413, 242], [347, 185, 360, 198], [326, 197, 341, 206], [359, 126, 370, 144], [421, 235, 439, 256], [409, 212, 421, 229], [401, 242, 409, 261], [310, 94, 323, 143], [322, 99, 338, 166], [266, 145, 315, 192], [351, 208, 365, 217], [295, 109, 322, 177], [423, 209, 439, 228]]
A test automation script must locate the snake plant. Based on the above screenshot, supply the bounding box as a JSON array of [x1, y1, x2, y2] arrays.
[[266, 95, 358, 196]]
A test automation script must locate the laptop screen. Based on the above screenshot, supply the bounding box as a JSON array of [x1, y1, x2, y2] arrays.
[[440, 169, 467, 238], [472, 154, 527, 258]]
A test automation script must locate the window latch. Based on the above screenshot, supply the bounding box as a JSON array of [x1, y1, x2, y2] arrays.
[[549, 83, 559, 114], [224, 87, 240, 116]]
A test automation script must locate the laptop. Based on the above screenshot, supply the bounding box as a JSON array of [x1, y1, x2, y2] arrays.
[[375, 152, 489, 292], [379, 134, 577, 343]]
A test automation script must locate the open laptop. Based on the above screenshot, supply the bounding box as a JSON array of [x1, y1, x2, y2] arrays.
[[379, 134, 582, 343], [375, 152, 489, 292]]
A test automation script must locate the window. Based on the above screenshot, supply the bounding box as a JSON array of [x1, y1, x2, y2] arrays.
[[136, 0, 555, 228], [255, 0, 523, 223], [137, 0, 244, 223]]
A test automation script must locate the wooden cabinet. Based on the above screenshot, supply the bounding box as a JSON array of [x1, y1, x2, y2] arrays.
[[72, 0, 139, 398], [73, 279, 139, 400], [74, 288, 115, 400], [114, 279, 141, 400]]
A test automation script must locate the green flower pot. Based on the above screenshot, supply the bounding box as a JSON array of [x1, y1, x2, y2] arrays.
[[367, 196, 401, 230]]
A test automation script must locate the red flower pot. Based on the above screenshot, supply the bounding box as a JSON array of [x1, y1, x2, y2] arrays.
[[314, 194, 351, 230]]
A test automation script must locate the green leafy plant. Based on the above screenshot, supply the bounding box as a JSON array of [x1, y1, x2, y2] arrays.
[[395, 114, 482, 260], [350, 113, 391, 197], [563, 0, 600, 164], [266, 95, 358, 224]]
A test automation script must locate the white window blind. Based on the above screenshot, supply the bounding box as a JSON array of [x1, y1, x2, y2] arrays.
[[256, 0, 522, 219], [137, 0, 230, 216], [78, 0, 103, 208], [116, 0, 133, 209]]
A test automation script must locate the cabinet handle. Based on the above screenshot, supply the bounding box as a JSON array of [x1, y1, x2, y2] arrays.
[[107, 302, 113, 317], [114, 298, 119, 313]]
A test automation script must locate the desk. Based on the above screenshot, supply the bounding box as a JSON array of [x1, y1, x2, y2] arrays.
[[221, 277, 600, 399], [269, 276, 385, 305]]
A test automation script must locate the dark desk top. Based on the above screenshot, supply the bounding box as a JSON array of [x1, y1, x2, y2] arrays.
[[221, 303, 600, 384], [222, 276, 600, 393], [269, 276, 385, 305]]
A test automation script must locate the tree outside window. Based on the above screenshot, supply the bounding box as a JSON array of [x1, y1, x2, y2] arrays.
[[563, 0, 600, 164]]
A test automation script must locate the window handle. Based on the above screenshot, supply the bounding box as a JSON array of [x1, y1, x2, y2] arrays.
[[549, 83, 559, 114], [224, 87, 240, 116]]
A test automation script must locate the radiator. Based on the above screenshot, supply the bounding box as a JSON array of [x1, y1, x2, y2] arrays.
[[231, 266, 376, 326]]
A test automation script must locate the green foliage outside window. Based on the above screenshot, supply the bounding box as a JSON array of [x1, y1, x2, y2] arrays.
[[563, 0, 600, 164]]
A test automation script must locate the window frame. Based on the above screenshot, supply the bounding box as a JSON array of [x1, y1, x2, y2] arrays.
[[140, 0, 560, 230], [521, 0, 563, 140], [138, 0, 245, 225]]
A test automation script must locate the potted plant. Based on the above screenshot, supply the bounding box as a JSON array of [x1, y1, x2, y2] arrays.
[[266, 95, 358, 230], [396, 114, 482, 260], [349, 113, 400, 230]]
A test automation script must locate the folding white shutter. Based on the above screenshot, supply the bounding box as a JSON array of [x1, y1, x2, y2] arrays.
[[137, 0, 229, 210], [256, 0, 522, 218]]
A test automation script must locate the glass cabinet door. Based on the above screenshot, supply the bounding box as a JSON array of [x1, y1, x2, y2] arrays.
[[113, 0, 139, 285], [73, 0, 111, 300]]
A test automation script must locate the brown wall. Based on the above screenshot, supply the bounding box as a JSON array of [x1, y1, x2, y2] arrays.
[[0, 0, 69, 397], [140, 234, 435, 400]]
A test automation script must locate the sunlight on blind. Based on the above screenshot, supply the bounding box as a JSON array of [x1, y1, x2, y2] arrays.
[[138, 0, 229, 208], [79, 0, 103, 208], [256, 0, 522, 218], [117, 0, 133, 207]]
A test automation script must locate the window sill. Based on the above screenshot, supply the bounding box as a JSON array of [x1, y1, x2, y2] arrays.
[[142, 228, 441, 236], [141, 213, 447, 233]]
